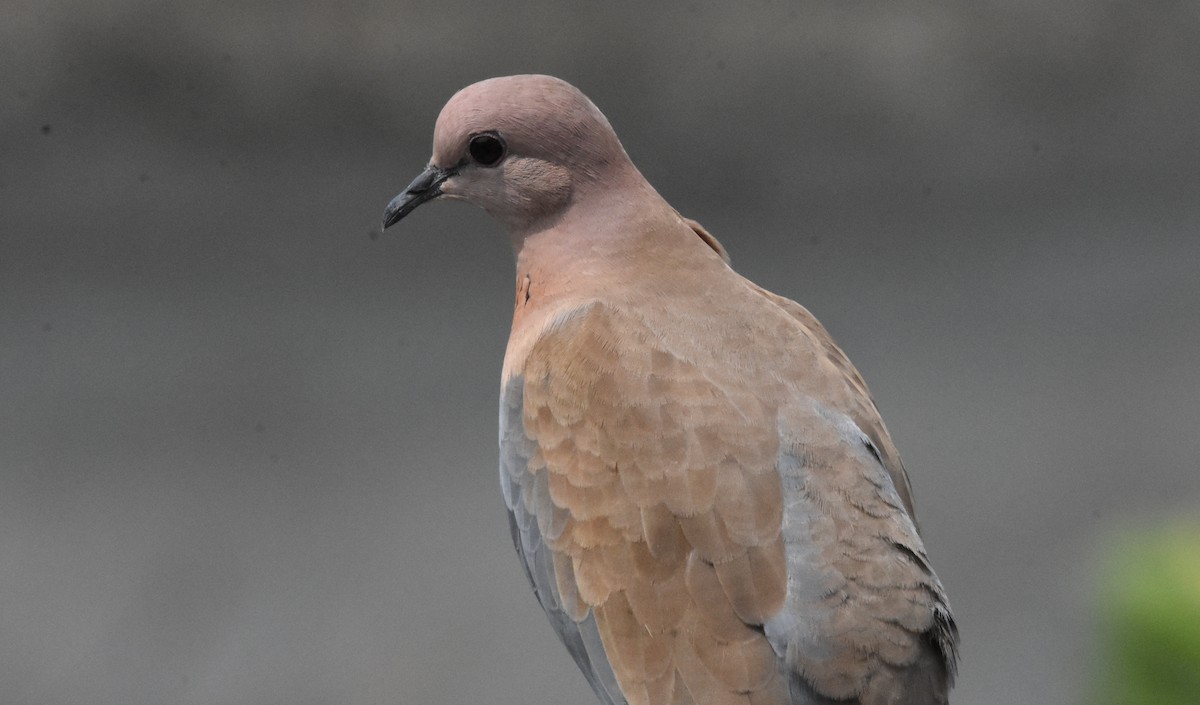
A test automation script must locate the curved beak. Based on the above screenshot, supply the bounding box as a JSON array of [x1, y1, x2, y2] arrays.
[[381, 164, 455, 229]]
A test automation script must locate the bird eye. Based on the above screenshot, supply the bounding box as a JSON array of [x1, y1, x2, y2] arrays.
[[468, 133, 506, 167]]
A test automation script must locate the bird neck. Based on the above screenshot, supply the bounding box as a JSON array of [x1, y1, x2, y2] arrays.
[[508, 186, 730, 333], [513, 183, 665, 285]]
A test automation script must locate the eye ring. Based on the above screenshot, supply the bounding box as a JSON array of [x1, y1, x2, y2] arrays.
[[468, 132, 506, 167]]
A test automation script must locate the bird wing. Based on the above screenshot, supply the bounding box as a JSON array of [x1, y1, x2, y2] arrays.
[[500, 300, 956, 705], [744, 283, 919, 523]]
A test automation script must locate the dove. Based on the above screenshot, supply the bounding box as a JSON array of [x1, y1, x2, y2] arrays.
[[381, 74, 957, 705]]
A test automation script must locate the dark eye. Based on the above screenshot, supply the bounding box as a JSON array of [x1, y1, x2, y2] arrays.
[[468, 133, 506, 167]]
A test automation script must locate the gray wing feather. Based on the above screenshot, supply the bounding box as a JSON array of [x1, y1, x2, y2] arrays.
[[765, 405, 957, 705], [499, 377, 627, 705]]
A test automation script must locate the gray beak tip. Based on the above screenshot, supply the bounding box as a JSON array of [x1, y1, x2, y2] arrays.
[[380, 164, 454, 230]]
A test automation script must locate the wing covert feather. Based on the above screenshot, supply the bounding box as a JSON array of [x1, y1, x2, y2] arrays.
[[502, 302, 956, 705]]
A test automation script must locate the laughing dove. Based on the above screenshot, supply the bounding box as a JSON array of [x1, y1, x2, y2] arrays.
[[381, 75, 958, 705]]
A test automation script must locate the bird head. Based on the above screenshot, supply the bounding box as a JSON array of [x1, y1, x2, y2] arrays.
[[382, 74, 636, 236]]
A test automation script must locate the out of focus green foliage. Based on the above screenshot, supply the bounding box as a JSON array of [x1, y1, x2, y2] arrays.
[[1095, 520, 1200, 705]]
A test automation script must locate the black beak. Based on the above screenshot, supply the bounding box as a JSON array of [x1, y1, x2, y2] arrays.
[[381, 164, 455, 229]]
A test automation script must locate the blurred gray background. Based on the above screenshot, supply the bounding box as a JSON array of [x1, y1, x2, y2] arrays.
[[3, 2, 1199, 704]]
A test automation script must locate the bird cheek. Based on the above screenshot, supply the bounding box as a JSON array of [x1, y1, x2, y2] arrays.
[[443, 171, 498, 201], [437, 177, 467, 200], [504, 158, 572, 214]]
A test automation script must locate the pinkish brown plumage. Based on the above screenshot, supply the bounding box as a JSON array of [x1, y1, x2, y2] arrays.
[[381, 74, 957, 705]]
